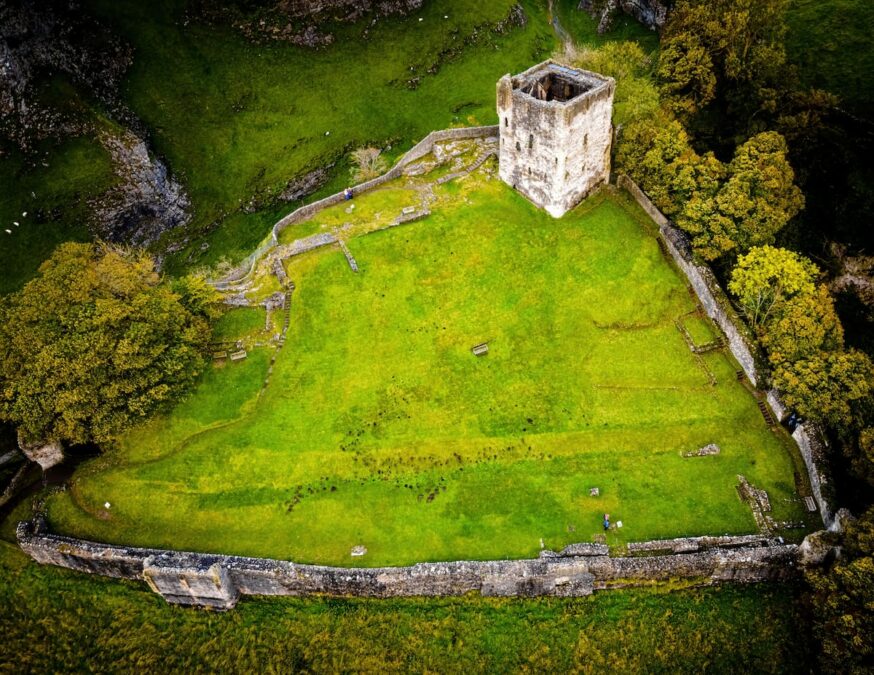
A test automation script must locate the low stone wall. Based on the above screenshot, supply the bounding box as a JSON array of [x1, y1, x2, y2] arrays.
[[617, 176, 760, 386], [18, 520, 800, 609], [618, 175, 836, 530], [215, 125, 498, 288], [271, 125, 499, 244], [764, 389, 834, 528]]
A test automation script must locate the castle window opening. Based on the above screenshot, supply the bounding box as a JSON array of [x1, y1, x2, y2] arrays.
[[528, 134, 534, 150]]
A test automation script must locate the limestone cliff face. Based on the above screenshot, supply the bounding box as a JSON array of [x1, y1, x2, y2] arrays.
[[0, 0, 132, 147], [1, 1, 190, 248], [578, 0, 671, 33], [91, 130, 192, 247]]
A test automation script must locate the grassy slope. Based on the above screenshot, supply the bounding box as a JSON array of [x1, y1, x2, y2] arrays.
[[0, 0, 661, 293], [46, 171, 812, 565], [0, 136, 116, 294], [554, 0, 660, 53], [785, 0, 874, 116], [0, 539, 809, 673], [81, 0, 557, 272]]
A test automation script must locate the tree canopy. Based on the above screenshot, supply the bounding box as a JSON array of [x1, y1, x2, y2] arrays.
[[728, 245, 818, 328], [0, 242, 215, 446]]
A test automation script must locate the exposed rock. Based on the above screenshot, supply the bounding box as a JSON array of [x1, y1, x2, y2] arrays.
[[578, 0, 670, 33], [192, 0, 423, 46], [17, 432, 63, 470], [0, 0, 133, 148], [797, 529, 839, 566], [829, 507, 855, 534], [262, 291, 286, 311], [683, 443, 720, 457], [828, 241, 874, 314], [0, 449, 24, 469], [279, 165, 333, 202], [89, 129, 191, 247]]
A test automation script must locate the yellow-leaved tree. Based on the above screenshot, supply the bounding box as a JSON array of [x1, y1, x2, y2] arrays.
[[0, 242, 217, 448]]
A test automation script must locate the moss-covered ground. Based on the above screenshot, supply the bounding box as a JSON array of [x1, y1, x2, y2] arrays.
[[45, 158, 813, 566]]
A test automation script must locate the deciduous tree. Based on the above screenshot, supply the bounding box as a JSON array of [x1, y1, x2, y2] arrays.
[[681, 132, 803, 260], [657, 32, 716, 118], [0, 242, 214, 446], [772, 349, 873, 430], [350, 147, 387, 183], [807, 508, 874, 672], [728, 245, 818, 328], [760, 285, 843, 365]]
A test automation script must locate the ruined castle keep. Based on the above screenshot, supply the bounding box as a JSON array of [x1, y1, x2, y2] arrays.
[[497, 61, 615, 217]]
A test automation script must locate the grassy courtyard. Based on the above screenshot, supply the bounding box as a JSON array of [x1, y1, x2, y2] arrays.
[[46, 158, 812, 566]]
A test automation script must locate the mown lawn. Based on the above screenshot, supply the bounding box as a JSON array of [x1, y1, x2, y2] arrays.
[[0, 539, 810, 673], [46, 166, 812, 566]]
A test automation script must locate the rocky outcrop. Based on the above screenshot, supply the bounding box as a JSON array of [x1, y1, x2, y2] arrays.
[[577, 0, 670, 33], [90, 130, 191, 246], [0, 0, 133, 148], [279, 165, 334, 202], [192, 0, 423, 47], [17, 432, 63, 470], [1, 1, 190, 248]]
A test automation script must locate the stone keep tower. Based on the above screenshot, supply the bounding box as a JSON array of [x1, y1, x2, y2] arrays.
[[497, 61, 615, 217]]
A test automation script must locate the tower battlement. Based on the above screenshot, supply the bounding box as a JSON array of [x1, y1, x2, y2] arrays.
[[497, 61, 615, 217]]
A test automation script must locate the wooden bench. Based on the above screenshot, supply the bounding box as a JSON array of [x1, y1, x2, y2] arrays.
[[471, 343, 489, 356]]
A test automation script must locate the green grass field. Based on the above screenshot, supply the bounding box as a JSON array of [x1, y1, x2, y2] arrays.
[[0, 135, 117, 294], [45, 161, 812, 566], [78, 0, 560, 272]]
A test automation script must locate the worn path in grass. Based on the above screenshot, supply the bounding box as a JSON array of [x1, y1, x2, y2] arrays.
[[47, 166, 812, 566]]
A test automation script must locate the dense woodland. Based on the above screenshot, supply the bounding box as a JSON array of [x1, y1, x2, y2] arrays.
[[1, 0, 873, 670]]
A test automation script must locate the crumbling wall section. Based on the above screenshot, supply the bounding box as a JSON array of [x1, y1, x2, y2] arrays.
[[18, 520, 801, 609]]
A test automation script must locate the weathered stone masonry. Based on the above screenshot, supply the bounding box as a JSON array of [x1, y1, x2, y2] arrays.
[[498, 61, 614, 217], [18, 520, 800, 610], [618, 174, 837, 530]]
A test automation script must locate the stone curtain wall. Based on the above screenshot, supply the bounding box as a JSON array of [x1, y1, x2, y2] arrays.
[[215, 125, 498, 287], [271, 127, 498, 248], [18, 520, 799, 609], [616, 175, 760, 386], [618, 175, 836, 529]]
